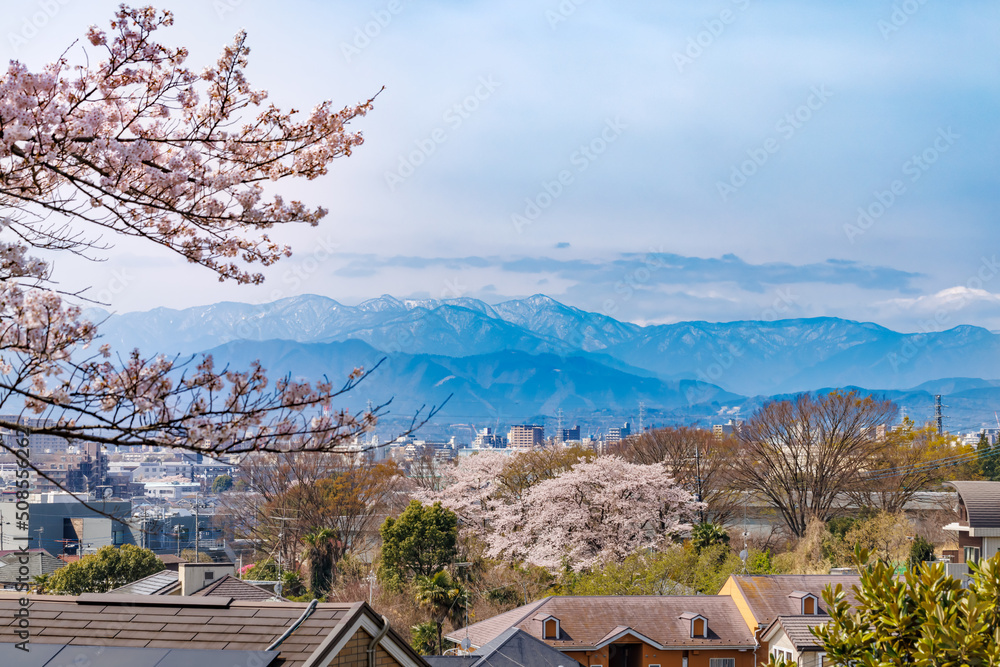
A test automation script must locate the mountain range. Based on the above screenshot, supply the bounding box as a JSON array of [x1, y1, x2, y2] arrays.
[[85, 294, 1000, 434]]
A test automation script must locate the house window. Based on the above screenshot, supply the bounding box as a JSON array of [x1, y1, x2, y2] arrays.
[[543, 618, 559, 639], [772, 648, 793, 662], [803, 596, 816, 614], [709, 660, 735, 667], [965, 547, 981, 564], [693, 618, 706, 637]]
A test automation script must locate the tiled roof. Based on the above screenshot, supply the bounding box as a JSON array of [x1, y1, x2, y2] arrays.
[[432, 628, 570, 667], [947, 481, 1000, 528], [0, 593, 421, 667], [108, 570, 180, 595], [729, 575, 860, 627], [448, 596, 756, 650], [193, 575, 285, 601], [0, 549, 65, 582], [766, 615, 831, 650]]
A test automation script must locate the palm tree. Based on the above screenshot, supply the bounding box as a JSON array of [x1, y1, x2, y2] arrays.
[[691, 522, 730, 554], [414, 570, 465, 655], [302, 528, 336, 596]]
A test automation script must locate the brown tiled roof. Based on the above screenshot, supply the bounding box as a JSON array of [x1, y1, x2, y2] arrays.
[[157, 554, 187, 564], [0, 593, 421, 667], [946, 481, 1000, 528], [729, 575, 861, 628], [447, 596, 756, 650], [193, 575, 285, 602]]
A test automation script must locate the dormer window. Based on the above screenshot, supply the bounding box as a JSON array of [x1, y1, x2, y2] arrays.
[[533, 613, 560, 639], [679, 612, 708, 638], [789, 591, 819, 615]]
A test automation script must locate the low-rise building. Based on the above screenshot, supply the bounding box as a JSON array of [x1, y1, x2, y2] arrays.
[[0, 593, 428, 667], [447, 595, 758, 667]]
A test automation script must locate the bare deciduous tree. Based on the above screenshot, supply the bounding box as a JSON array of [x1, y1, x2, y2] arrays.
[[734, 391, 897, 537]]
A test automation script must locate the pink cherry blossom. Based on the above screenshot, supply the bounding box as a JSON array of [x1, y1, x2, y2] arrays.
[[0, 7, 411, 493]]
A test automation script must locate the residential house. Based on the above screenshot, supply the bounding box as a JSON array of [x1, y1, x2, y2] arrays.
[[109, 561, 283, 601], [942, 481, 1000, 564], [427, 628, 568, 667], [0, 593, 427, 667], [446, 595, 759, 667], [759, 616, 830, 667], [717, 574, 860, 661], [0, 548, 64, 589]]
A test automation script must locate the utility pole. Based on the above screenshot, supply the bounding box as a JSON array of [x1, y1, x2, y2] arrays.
[[194, 495, 200, 562], [694, 441, 704, 523]]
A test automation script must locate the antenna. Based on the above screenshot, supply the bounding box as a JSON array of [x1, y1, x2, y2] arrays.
[[739, 494, 749, 574]]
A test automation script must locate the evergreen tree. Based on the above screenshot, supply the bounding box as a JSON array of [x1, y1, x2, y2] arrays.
[[977, 433, 1000, 481]]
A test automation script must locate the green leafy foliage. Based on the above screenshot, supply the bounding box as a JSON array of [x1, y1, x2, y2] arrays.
[[243, 559, 279, 581], [809, 548, 1000, 666], [379, 500, 457, 588], [47, 545, 164, 595], [908, 535, 935, 569], [211, 474, 233, 493], [691, 522, 730, 553], [414, 570, 466, 655], [411, 621, 447, 656], [302, 527, 336, 596], [977, 433, 1000, 482]]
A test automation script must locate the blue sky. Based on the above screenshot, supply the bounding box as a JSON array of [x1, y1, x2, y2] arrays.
[[3, 0, 999, 331]]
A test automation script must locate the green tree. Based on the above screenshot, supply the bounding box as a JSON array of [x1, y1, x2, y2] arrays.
[[244, 559, 279, 581], [47, 545, 164, 595], [411, 621, 444, 656], [560, 549, 696, 596], [691, 522, 730, 554], [414, 570, 465, 656], [808, 549, 1000, 666], [379, 501, 457, 588], [977, 433, 1000, 481], [179, 549, 213, 563], [212, 475, 234, 493], [908, 535, 935, 569], [303, 528, 336, 596]]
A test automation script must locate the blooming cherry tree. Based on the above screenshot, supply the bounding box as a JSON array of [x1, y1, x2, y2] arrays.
[[0, 6, 430, 489], [487, 456, 700, 571], [420, 450, 510, 535]]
